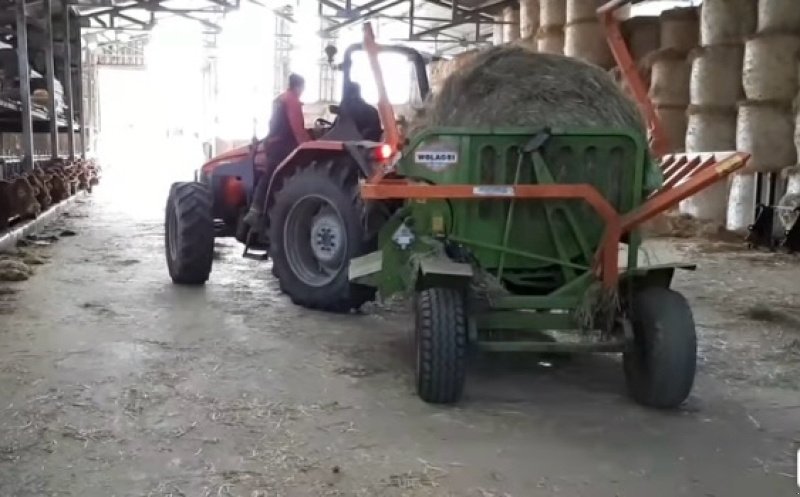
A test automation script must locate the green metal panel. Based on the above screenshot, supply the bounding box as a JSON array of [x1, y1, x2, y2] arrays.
[[399, 127, 649, 295]]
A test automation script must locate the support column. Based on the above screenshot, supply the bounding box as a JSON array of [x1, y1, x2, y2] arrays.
[[62, 1, 75, 160], [44, 0, 58, 159], [77, 34, 85, 158], [16, 0, 34, 170]]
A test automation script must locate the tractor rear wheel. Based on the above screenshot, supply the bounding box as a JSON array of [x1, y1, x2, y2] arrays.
[[165, 182, 214, 285], [269, 160, 374, 312], [623, 286, 696, 408], [414, 287, 468, 404]]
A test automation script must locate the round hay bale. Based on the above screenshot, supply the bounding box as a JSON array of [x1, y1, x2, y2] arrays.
[[503, 6, 521, 42], [423, 45, 644, 133], [660, 7, 699, 53], [782, 165, 800, 195], [622, 16, 660, 62], [540, 0, 566, 28], [736, 100, 796, 173], [520, 0, 540, 39], [564, 19, 614, 68], [493, 16, 504, 45], [796, 105, 800, 160], [655, 104, 687, 152], [536, 25, 564, 54], [757, 0, 800, 33], [700, 0, 757, 45], [685, 105, 737, 152], [742, 33, 800, 102], [646, 48, 690, 106], [566, 0, 601, 24], [726, 173, 756, 232], [689, 45, 744, 106]]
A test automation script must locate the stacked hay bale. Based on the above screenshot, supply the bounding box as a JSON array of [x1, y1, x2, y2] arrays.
[[646, 47, 691, 152], [564, 0, 613, 69], [504, 6, 521, 43], [537, 0, 565, 54], [520, 0, 540, 44], [730, 0, 800, 231], [681, 0, 754, 225]]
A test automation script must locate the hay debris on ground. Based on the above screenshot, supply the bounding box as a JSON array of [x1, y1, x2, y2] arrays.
[[0, 259, 32, 282]]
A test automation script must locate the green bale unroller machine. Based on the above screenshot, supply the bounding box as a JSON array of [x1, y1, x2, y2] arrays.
[[165, 22, 749, 408]]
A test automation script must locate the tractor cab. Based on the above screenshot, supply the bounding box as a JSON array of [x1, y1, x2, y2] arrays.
[[317, 41, 432, 143]]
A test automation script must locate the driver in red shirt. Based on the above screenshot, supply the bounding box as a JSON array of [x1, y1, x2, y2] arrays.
[[243, 73, 310, 232]]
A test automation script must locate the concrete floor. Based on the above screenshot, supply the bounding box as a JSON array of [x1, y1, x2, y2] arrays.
[[0, 174, 798, 496]]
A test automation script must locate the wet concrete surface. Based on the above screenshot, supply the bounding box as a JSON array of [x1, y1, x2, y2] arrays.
[[0, 177, 798, 496]]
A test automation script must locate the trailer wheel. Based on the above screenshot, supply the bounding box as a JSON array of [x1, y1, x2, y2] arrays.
[[414, 287, 467, 404], [269, 160, 374, 312], [165, 182, 214, 285], [623, 286, 696, 408]]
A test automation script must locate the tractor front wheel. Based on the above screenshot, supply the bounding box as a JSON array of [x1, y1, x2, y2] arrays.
[[414, 287, 468, 404], [165, 182, 215, 285], [269, 160, 374, 312], [623, 286, 697, 408]]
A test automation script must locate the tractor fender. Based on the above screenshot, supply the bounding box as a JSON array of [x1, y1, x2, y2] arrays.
[[262, 140, 375, 213], [620, 263, 696, 291], [412, 251, 473, 291]]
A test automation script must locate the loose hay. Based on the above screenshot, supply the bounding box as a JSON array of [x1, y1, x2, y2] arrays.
[[0, 259, 32, 282]]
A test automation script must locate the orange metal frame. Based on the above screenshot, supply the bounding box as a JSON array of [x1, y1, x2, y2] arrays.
[[597, 0, 669, 157]]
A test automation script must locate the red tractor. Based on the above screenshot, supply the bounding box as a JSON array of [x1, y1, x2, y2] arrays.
[[164, 25, 427, 311]]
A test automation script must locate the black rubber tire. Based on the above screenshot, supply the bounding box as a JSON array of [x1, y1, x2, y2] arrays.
[[268, 160, 374, 312], [165, 182, 215, 285], [623, 286, 697, 409], [414, 287, 468, 404]]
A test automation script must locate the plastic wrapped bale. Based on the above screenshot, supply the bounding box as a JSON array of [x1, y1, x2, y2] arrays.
[[566, 0, 602, 23], [646, 48, 690, 106], [520, 0, 540, 39], [757, 0, 800, 33], [660, 7, 699, 54], [537, 25, 565, 54], [420, 46, 660, 190], [622, 16, 660, 62], [736, 100, 797, 173], [654, 104, 687, 152], [700, 0, 757, 45], [742, 34, 800, 102], [540, 0, 566, 28], [689, 45, 744, 107], [726, 173, 756, 232], [564, 19, 614, 68]]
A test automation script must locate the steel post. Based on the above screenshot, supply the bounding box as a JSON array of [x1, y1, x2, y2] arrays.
[[62, 1, 75, 160], [44, 0, 58, 159], [16, 0, 34, 170], [77, 38, 86, 158]]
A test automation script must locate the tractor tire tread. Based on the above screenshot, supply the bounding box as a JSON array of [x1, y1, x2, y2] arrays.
[[165, 182, 214, 285], [415, 287, 467, 404], [624, 286, 697, 409]]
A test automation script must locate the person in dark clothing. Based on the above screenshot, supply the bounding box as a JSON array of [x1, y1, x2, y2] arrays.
[[339, 82, 382, 142], [243, 73, 310, 232]]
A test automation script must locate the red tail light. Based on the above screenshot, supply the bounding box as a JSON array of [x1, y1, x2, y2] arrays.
[[374, 143, 393, 161]]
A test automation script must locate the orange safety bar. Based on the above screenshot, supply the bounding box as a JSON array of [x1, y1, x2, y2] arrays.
[[597, 0, 669, 157], [362, 22, 399, 182], [360, 152, 750, 288]]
